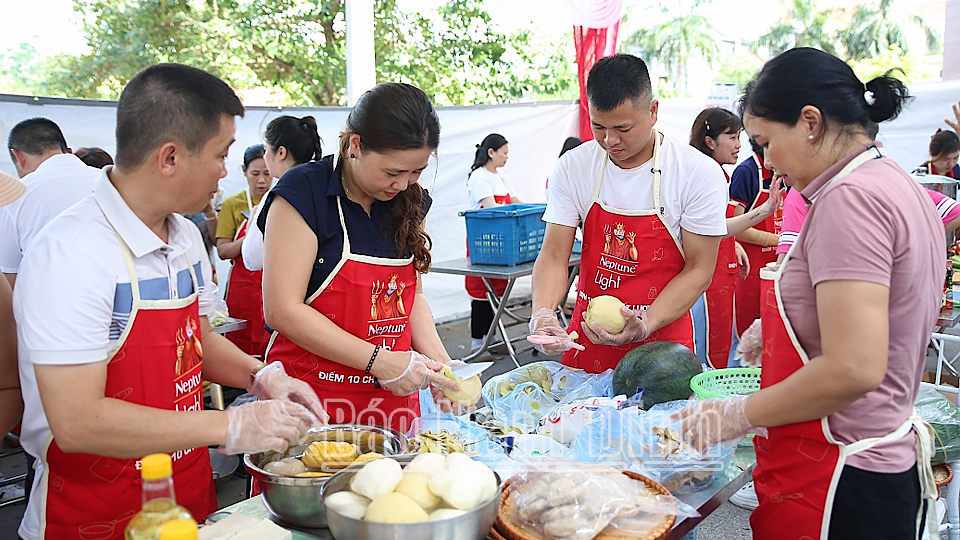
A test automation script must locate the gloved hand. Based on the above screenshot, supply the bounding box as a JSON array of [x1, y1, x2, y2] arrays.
[[671, 395, 768, 454], [581, 305, 650, 346], [221, 400, 319, 455], [735, 319, 763, 367], [526, 307, 584, 355], [248, 362, 330, 424], [430, 360, 477, 416], [379, 351, 458, 397]]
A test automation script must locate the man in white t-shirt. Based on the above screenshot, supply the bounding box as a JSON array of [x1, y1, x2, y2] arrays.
[[529, 54, 727, 373], [13, 64, 328, 540], [1, 118, 101, 287]]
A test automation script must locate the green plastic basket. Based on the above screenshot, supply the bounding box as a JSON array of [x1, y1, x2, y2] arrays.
[[690, 368, 762, 399]]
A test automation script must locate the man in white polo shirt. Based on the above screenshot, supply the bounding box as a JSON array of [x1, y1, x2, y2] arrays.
[[1, 118, 101, 287], [528, 54, 727, 373], [13, 63, 328, 540]]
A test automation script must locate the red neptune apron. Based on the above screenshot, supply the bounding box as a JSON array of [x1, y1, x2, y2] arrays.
[[465, 194, 512, 299], [750, 147, 938, 540], [735, 155, 782, 337], [225, 189, 268, 357], [265, 198, 420, 433], [39, 237, 216, 540], [562, 133, 694, 373], [704, 175, 739, 369]]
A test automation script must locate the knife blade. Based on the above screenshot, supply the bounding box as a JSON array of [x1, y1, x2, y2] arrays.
[[450, 361, 494, 380]]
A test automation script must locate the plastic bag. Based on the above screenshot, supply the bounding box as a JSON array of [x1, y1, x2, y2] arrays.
[[207, 293, 230, 327], [504, 464, 695, 540], [480, 362, 613, 434], [634, 407, 733, 494], [407, 410, 506, 464], [568, 404, 731, 494], [915, 386, 960, 464]]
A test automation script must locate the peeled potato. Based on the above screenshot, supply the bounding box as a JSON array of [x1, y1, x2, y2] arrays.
[[350, 458, 403, 500], [439, 366, 482, 405], [364, 492, 429, 523], [263, 457, 306, 476], [428, 508, 467, 521], [404, 453, 445, 476], [394, 471, 441, 511], [585, 295, 627, 333], [325, 491, 371, 520]]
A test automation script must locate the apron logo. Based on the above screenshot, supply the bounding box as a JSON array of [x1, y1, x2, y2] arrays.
[[175, 316, 202, 377], [371, 275, 406, 320], [603, 222, 639, 262], [593, 269, 621, 291]]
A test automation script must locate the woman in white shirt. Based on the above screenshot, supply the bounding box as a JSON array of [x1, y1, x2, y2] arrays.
[[465, 133, 522, 349]]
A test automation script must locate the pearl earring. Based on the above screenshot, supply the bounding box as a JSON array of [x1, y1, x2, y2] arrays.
[[808, 135, 814, 140]]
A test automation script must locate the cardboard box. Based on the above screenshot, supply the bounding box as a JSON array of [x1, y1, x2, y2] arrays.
[[923, 371, 960, 405]]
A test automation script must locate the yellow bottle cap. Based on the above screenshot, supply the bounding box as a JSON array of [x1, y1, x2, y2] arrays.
[[158, 519, 198, 540], [140, 453, 173, 481]]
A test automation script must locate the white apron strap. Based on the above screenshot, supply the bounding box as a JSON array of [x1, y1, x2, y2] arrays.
[[839, 412, 938, 540], [336, 197, 352, 258]]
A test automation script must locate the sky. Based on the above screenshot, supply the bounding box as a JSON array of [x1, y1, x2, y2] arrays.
[[2, 0, 786, 58]]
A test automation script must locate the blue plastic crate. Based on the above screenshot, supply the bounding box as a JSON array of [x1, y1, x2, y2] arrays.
[[459, 204, 547, 266]]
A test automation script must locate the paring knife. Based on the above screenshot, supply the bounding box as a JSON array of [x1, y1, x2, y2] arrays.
[[450, 361, 494, 380]]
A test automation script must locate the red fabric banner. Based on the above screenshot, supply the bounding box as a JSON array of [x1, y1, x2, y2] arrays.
[[574, 22, 620, 141]]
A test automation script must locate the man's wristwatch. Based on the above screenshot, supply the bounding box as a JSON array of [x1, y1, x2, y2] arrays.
[[250, 362, 267, 386]]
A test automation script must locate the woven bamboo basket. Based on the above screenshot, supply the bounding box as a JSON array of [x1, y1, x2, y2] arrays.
[[495, 471, 676, 540]]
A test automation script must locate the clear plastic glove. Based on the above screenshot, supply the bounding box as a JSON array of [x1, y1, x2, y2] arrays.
[[671, 395, 768, 454], [221, 400, 319, 455], [526, 307, 584, 355], [379, 351, 458, 397], [735, 241, 750, 281], [581, 305, 650, 346], [735, 319, 762, 367], [430, 361, 472, 416], [248, 362, 330, 424]]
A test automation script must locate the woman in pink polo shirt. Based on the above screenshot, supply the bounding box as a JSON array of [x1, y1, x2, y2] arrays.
[[675, 47, 942, 539]]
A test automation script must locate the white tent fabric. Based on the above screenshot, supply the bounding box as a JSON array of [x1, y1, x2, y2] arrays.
[[1, 79, 957, 322]]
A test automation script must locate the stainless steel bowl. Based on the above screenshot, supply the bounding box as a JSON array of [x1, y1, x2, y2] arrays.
[[322, 454, 501, 540], [243, 424, 408, 528]]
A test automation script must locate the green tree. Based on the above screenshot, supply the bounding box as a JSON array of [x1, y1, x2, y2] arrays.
[[1, 0, 576, 106], [712, 52, 764, 92], [839, 0, 942, 60], [846, 45, 934, 83], [754, 0, 840, 57], [624, 0, 719, 96]]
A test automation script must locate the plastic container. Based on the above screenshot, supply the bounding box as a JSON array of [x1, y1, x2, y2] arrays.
[[689, 368, 761, 399], [460, 204, 546, 266]]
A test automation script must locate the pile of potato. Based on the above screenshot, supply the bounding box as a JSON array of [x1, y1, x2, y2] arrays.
[[325, 455, 498, 523], [262, 441, 383, 477]]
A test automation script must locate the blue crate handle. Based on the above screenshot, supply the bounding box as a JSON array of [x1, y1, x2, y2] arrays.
[[459, 203, 547, 218]]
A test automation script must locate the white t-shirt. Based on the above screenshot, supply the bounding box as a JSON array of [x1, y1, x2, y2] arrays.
[[241, 196, 266, 271], [467, 167, 512, 210], [0, 153, 100, 273], [543, 137, 728, 244], [14, 168, 216, 540]]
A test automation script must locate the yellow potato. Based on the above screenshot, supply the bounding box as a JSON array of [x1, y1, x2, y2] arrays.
[[585, 295, 626, 333], [394, 472, 441, 511], [364, 492, 429, 523], [353, 452, 384, 464], [439, 366, 481, 405]]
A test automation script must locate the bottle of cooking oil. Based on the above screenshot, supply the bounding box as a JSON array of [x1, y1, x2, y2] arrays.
[[125, 453, 196, 540], [158, 519, 198, 540]]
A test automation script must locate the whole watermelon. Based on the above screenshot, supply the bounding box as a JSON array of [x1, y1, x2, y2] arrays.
[[613, 341, 702, 409]]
